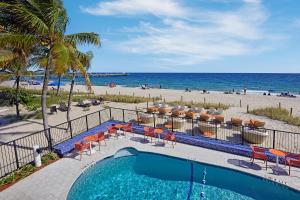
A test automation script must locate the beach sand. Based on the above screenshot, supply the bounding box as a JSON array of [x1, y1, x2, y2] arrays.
[[0, 80, 300, 143]]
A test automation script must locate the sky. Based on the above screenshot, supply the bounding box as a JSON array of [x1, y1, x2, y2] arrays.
[[64, 0, 300, 73]]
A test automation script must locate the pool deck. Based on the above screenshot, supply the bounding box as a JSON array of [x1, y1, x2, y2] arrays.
[[1, 134, 300, 200]]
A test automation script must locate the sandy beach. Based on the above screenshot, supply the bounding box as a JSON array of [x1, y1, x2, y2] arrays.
[[0, 80, 300, 143]]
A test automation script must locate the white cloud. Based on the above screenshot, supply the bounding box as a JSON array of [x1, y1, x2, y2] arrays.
[[82, 0, 187, 18], [83, 0, 282, 66]]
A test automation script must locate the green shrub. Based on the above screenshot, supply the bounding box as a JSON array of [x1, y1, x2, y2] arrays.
[[249, 107, 300, 126], [41, 152, 59, 165], [99, 94, 161, 104]]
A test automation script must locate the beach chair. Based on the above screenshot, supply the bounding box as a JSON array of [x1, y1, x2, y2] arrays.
[[230, 117, 242, 126], [250, 145, 268, 169], [50, 106, 57, 114], [77, 100, 91, 108], [200, 114, 210, 122], [91, 99, 101, 106], [58, 102, 68, 112], [214, 115, 224, 124], [285, 153, 300, 175], [74, 141, 91, 161]]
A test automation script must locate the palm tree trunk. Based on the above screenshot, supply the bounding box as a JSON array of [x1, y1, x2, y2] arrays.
[[15, 75, 21, 118], [42, 47, 53, 142], [56, 75, 61, 96], [67, 70, 75, 123]]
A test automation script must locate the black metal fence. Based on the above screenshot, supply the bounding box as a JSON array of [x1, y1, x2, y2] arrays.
[[0, 107, 299, 178]]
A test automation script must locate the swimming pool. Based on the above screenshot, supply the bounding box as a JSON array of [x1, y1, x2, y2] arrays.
[[67, 148, 300, 200]]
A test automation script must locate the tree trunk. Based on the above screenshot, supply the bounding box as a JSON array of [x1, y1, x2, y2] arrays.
[[42, 47, 52, 142], [56, 75, 61, 96], [67, 70, 75, 123], [15, 75, 21, 118]]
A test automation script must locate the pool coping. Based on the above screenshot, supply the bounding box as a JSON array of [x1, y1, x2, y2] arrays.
[[1, 135, 300, 200]]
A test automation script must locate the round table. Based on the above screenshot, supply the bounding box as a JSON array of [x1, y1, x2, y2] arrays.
[[84, 136, 96, 154], [114, 124, 124, 137], [269, 149, 287, 167], [154, 128, 165, 146]]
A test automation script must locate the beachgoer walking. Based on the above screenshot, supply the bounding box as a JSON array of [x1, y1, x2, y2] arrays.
[[244, 87, 247, 95]]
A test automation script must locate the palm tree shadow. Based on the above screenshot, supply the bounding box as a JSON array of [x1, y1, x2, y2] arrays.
[[227, 158, 262, 171]]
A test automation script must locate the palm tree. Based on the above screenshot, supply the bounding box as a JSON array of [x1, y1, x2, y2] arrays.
[[0, 0, 100, 140], [66, 49, 93, 123]]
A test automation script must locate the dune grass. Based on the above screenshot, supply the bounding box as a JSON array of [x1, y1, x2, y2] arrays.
[[167, 100, 230, 110], [249, 107, 300, 126], [98, 94, 161, 104]]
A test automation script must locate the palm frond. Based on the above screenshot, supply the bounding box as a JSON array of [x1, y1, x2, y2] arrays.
[[0, 33, 39, 49], [65, 33, 101, 46]]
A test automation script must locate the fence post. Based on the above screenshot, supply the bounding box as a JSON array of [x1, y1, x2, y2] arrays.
[[109, 107, 112, 120], [69, 121, 73, 138], [241, 126, 244, 145], [215, 122, 218, 140], [171, 116, 174, 132], [146, 101, 149, 108], [148, 93, 150, 99], [98, 111, 102, 125], [136, 111, 140, 125], [247, 105, 249, 113], [239, 99, 242, 108], [133, 92, 135, 97], [85, 115, 89, 131], [181, 96, 183, 102], [290, 108, 293, 116], [122, 109, 125, 122], [279, 102, 281, 109], [153, 114, 156, 128], [191, 119, 194, 136], [273, 130, 276, 149], [204, 97, 206, 104], [48, 128, 53, 151], [13, 141, 20, 169]]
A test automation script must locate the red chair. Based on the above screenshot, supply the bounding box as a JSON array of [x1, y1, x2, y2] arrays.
[[74, 141, 91, 160], [144, 127, 155, 142], [122, 123, 133, 137], [164, 132, 176, 148], [94, 132, 107, 150], [107, 126, 118, 138], [285, 153, 300, 175], [250, 145, 268, 169]]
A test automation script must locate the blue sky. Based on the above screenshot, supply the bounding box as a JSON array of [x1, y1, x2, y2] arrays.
[[64, 0, 300, 73]]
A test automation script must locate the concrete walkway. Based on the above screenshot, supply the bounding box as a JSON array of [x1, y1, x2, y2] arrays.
[[1, 134, 300, 200]]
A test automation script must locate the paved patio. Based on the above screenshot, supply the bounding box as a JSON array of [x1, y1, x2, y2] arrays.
[[1, 134, 300, 200]]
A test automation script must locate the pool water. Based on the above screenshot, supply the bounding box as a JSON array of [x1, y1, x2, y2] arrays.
[[67, 148, 300, 200]]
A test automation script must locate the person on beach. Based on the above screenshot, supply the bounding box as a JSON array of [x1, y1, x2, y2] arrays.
[[244, 87, 247, 95]]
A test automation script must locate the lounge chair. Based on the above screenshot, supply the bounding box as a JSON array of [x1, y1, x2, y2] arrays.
[[215, 108, 223, 115], [200, 113, 210, 122], [167, 118, 186, 129], [245, 119, 265, 128], [185, 110, 197, 119], [74, 141, 91, 160], [198, 122, 219, 136], [214, 115, 224, 124], [230, 117, 242, 126], [147, 106, 159, 113], [172, 108, 185, 117], [91, 99, 101, 106], [50, 105, 57, 114], [158, 105, 172, 115], [139, 113, 154, 124], [77, 100, 91, 108], [58, 102, 68, 112], [285, 153, 300, 175], [242, 128, 268, 144], [250, 145, 268, 169], [207, 107, 216, 115]]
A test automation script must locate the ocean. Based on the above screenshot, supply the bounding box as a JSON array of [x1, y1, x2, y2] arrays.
[[46, 73, 300, 94]]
